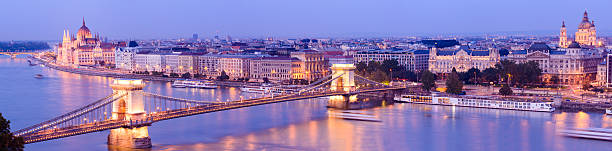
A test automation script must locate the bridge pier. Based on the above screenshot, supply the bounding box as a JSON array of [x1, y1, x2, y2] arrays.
[[107, 79, 152, 149]]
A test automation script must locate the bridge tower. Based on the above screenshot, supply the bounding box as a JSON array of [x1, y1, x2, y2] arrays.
[[107, 79, 152, 148], [330, 63, 356, 92], [328, 63, 358, 109]]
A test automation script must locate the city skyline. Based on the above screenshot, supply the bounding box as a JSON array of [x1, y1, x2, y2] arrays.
[[1, 0, 611, 41]]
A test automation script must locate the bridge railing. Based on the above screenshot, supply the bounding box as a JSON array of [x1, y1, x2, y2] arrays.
[[14, 92, 125, 136]]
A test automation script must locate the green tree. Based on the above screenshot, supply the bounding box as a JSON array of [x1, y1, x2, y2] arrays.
[[169, 73, 179, 78], [445, 68, 463, 95], [217, 71, 230, 81], [263, 77, 270, 83], [465, 68, 481, 84], [514, 61, 542, 86], [370, 70, 389, 83], [1, 113, 25, 151], [499, 84, 513, 96], [420, 70, 436, 91], [481, 68, 498, 84], [181, 72, 192, 79]]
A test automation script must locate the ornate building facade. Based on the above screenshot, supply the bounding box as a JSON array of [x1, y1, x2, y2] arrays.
[[57, 19, 115, 66], [559, 11, 603, 48], [507, 42, 603, 85], [428, 45, 500, 74]]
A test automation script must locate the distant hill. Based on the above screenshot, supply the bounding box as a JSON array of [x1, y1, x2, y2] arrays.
[[0, 41, 50, 51]]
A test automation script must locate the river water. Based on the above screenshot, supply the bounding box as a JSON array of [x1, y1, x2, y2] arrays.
[[1, 57, 611, 151]]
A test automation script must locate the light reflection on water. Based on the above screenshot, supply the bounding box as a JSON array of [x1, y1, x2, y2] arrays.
[[1, 57, 612, 150]]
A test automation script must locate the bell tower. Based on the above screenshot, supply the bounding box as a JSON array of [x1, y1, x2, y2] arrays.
[[559, 21, 568, 48]]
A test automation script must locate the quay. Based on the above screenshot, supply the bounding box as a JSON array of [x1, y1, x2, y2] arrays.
[[30, 56, 252, 87]]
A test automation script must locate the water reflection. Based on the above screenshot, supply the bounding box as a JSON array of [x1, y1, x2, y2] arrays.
[[1, 58, 612, 150]]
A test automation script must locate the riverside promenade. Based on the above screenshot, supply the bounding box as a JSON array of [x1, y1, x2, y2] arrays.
[[31, 56, 246, 87]]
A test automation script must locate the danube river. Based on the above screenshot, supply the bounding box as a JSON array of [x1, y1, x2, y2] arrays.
[[1, 57, 612, 151]]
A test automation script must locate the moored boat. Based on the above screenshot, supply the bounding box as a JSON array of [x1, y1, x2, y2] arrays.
[[394, 93, 555, 112], [172, 80, 217, 89]]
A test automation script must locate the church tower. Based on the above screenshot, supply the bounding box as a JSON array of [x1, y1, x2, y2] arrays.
[[559, 21, 568, 48]]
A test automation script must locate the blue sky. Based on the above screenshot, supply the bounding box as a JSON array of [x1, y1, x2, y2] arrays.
[[0, 0, 610, 41]]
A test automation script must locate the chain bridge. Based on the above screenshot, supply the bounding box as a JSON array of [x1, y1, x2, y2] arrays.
[[12, 63, 405, 148]]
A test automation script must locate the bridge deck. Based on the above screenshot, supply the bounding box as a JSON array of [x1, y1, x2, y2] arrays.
[[20, 87, 403, 143]]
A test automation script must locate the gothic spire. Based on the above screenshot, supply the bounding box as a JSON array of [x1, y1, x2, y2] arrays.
[[82, 17, 86, 26]]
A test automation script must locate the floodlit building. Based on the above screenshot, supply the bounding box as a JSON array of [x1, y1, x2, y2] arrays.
[[218, 55, 258, 80], [134, 53, 165, 72], [249, 57, 300, 83], [428, 45, 500, 73], [57, 18, 116, 66], [507, 42, 603, 85], [290, 50, 328, 82], [197, 55, 220, 77]]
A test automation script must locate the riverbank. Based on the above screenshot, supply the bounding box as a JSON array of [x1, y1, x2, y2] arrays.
[[31, 56, 248, 87]]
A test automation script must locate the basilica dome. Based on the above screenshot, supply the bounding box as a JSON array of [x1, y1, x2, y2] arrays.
[[578, 11, 594, 29]]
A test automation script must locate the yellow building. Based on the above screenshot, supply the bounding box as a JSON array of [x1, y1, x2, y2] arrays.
[[57, 18, 116, 66], [559, 11, 602, 48]]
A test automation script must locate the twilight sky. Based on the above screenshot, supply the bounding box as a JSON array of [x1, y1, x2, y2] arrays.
[[0, 0, 610, 41]]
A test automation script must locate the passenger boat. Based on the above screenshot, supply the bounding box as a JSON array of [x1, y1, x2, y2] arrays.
[[34, 74, 43, 79], [172, 80, 217, 89], [559, 128, 612, 141], [171, 80, 188, 88], [606, 108, 612, 115], [327, 110, 381, 122], [240, 85, 270, 93], [394, 93, 555, 112]]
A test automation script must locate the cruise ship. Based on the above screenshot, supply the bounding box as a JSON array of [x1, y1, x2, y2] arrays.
[[395, 93, 555, 112], [172, 80, 217, 89]]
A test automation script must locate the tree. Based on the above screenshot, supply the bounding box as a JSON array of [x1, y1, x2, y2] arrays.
[[1, 113, 25, 151], [445, 68, 463, 95], [181, 72, 192, 79], [481, 68, 498, 84], [263, 77, 270, 83], [217, 71, 230, 81], [499, 84, 513, 96], [370, 70, 389, 83], [420, 70, 436, 91], [465, 68, 481, 84], [169, 73, 179, 78]]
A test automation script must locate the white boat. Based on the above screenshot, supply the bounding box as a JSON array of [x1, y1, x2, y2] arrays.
[[240, 85, 270, 93], [606, 108, 612, 115], [171, 80, 188, 88], [172, 80, 217, 89], [195, 81, 217, 89], [328, 110, 381, 122], [559, 128, 612, 141], [394, 93, 555, 112]]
